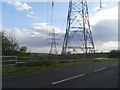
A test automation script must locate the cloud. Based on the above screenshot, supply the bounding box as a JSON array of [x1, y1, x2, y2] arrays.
[[95, 41, 118, 52], [92, 6, 100, 11], [92, 19, 118, 42], [29, 46, 62, 54], [30, 11, 34, 14], [2, 23, 63, 51], [2, 27, 26, 40], [90, 6, 118, 25], [32, 23, 65, 34], [32, 23, 47, 26], [92, 3, 108, 11], [7, 2, 32, 11], [27, 11, 35, 18], [90, 6, 118, 52], [29, 32, 40, 37], [27, 11, 40, 21], [7, 2, 39, 21], [27, 14, 34, 17]]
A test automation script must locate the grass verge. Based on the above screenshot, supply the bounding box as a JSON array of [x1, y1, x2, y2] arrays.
[[2, 58, 117, 75]]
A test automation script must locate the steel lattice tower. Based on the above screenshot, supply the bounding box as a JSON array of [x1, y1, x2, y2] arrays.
[[49, 28, 59, 54], [62, 0, 95, 54]]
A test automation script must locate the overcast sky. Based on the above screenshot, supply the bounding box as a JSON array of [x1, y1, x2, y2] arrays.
[[1, 0, 118, 54]]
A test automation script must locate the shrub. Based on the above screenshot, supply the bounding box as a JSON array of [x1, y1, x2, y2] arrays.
[[109, 50, 120, 58]]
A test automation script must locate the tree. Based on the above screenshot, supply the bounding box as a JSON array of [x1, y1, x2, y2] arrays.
[[19, 46, 28, 53], [1, 30, 19, 56], [109, 50, 120, 58]]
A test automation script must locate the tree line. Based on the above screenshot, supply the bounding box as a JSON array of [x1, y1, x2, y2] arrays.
[[0, 30, 28, 56], [109, 50, 120, 58]]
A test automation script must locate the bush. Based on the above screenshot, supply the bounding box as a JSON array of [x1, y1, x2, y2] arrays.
[[109, 50, 120, 58]]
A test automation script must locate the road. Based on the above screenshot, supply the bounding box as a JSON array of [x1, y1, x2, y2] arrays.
[[2, 60, 119, 88]]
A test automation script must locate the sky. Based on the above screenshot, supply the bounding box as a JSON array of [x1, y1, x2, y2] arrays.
[[1, 0, 118, 54]]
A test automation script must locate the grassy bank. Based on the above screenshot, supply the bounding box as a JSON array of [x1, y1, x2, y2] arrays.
[[2, 58, 117, 75]]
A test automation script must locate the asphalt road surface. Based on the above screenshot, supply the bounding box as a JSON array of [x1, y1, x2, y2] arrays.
[[2, 60, 119, 88]]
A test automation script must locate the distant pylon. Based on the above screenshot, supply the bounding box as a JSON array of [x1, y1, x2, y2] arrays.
[[49, 28, 59, 54], [62, 0, 95, 55]]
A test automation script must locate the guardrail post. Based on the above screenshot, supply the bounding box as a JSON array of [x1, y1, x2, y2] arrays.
[[9, 57, 10, 65], [16, 56, 17, 66]]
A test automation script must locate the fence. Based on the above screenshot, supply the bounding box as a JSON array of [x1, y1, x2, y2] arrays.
[[1, 56, 107, 66], [1, 56, 17, 66]]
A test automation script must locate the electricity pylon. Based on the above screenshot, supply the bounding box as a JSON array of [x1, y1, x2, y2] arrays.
[[62, 0, 95, 55], [49, 28, 59, 54]]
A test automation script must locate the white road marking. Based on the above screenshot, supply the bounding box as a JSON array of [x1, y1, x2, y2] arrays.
[[52, 74, 85, 85], [94, 67, 107, 72]]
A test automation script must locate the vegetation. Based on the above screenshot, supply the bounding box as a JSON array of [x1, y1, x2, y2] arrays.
[[0, 30, 29, 56], [109, 50, 120, 58], [1, 31, 19, 56], [3, 58, 115, 75]]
